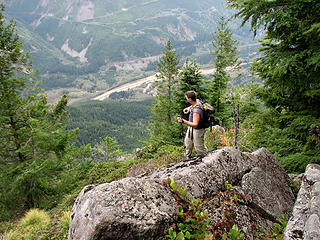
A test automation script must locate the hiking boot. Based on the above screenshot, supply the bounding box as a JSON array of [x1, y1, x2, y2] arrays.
[[183, 156, 201, 162]]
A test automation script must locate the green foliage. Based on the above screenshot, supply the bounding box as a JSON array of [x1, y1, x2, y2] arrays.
[[88, 144, 183, 185], [281, 153, 320, 174], [205, 128, 234, 151], [227, 0, 320, 172], [223, 225, 244, 240], [224, 181, 233, 191], [165, 178, 212, 240], [252, 215, 287, 240], [67, 99, 152, 152], [0, 94, 89, 220], [205, 130, 221, 151], [290, 177, 301, 199], [0, 5, 92, 221], [127, 144, 184, 177], [2, 209, 72, 240], [109, 90, 134, 100], [175, 58, 206, 115], [42, 210, 71, 240], [208, 16, 241, 113], [91, 136, 125, 162], [242, 110, 320, 173], [87, 160, 133, 185], [165, 180, 249, 240], [4, 209, 51, 240], [205, 16, 242, 129], [149, 40, 182, 146]]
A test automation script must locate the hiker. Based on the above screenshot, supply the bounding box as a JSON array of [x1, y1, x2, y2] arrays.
[[177, 90, 208, 160]]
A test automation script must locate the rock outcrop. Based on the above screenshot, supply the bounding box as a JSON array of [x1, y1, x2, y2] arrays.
[[283, 164, 320, 240], [68, 147, 295, 240]]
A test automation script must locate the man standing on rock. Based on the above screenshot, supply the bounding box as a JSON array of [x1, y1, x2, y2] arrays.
[[177, 90, 207, 160]]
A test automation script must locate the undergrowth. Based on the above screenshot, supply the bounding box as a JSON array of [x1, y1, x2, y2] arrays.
[[163, 178, 287, 240]]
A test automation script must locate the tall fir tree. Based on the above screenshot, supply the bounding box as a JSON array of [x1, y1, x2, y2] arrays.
[[0, 4, 84, 220], [228, 0, 320, 172], [208, 16, 241, 127], [228, 0, 320, 118], [149, 40, 181, 145], [175, 58, 205, 116]]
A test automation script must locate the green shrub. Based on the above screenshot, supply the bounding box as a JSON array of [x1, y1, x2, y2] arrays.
[[127, 144, 184, 177], [252, 215, 287, 240], [280, 153, 320, 173], [165, 178, 212, 240], [88, 159, 134, 184]]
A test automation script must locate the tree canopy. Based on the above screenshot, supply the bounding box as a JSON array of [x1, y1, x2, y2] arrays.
[[228, 0, 320, 117], [228, 0, 320, 172]]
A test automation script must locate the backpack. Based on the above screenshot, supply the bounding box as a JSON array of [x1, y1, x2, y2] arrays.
[[194, 102, 215, 130], [201, 102, 215, 129]]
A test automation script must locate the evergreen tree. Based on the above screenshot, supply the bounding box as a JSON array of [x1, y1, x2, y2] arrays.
[[92, 136, 124, 162], [0, 4, 83, 220], [208, 16, 241, 127], [228, 0, 320, 172], [228, 0, 320, 117], [149, 40, 181, 145], [175, 58, 206, 116]]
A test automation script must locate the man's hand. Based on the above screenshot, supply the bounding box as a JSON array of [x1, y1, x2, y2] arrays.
[[183, 106, 191, 114], [177, 116, 183, 123]]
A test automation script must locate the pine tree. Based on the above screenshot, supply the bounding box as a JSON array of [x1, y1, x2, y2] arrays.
[[228, 0, 320, 117], [0, 4, 83, 220], [149, 40, 181, 145], [208, 16, 241, 127], [228, 0, 320, 172], [175, 58, 206, 116], [92, 136, 124, 162]]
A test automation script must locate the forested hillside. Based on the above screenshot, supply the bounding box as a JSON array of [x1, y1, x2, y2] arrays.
[[67, 99, 152, 152]]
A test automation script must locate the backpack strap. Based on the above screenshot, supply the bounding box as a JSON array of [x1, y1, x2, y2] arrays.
[[191, 103, 204, 129]]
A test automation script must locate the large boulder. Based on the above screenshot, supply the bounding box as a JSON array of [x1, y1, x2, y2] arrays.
[[68, 147, 295, 240], [283, 164, 320, 240]]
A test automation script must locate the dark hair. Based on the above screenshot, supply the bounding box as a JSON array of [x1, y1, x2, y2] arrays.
[[185, 90, 197, 101]]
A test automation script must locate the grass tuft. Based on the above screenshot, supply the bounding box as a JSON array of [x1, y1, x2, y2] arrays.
[[4, 209, 51, 240]]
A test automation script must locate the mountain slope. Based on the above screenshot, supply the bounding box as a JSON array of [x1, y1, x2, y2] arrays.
[[2, 0, 257, 102]]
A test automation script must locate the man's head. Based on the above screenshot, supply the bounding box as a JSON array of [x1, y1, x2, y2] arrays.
[[185, 90, 197, 102]]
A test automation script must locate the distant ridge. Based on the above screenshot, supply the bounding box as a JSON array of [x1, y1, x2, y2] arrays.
[[2, 0, 258, 102]]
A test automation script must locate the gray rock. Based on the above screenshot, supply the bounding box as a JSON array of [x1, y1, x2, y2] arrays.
[[241, 148, 294, 218], [283, 164, 320, 240], [68, 147, 295, 240]]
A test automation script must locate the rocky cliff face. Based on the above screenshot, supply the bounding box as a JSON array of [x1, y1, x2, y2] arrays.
[[284, 164, 320, 240], [68, 147, 295, 240]]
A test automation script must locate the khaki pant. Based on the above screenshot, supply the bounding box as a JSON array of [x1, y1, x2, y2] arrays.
[[184, 127, 207, 158]]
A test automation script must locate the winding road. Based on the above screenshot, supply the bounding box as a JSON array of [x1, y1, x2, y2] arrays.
[[92, 68, 216, 101]]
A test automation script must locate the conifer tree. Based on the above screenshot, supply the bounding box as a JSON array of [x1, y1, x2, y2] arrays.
[[0, 4, 82, 220], [92, 136, 124, 162], [149, 40, 181, 145], [228, 0, 320, 172], [208, 16, 241, 127], [175, 58, 205, 116], [228, 0, 320, 118]]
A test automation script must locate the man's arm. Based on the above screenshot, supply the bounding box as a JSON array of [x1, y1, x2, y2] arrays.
[[178, 112, 200, 128]]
